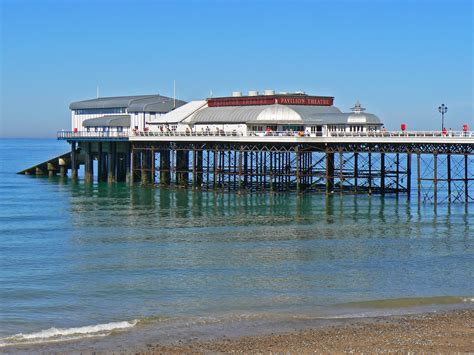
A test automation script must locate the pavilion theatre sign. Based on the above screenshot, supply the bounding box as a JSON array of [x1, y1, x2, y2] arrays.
[[277, 97, 333, 106]]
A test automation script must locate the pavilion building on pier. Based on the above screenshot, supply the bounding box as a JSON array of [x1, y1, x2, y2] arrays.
[[68, 90, 383, 136], [18, 89, 473, 204]]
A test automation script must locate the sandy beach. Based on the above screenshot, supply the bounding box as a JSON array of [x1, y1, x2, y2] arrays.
[[4, 308, 472, 354], [139, 309, 474, 354]]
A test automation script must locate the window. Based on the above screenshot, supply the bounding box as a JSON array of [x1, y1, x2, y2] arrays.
[[282, 125, 304, 131], [249, 125, 264, 132], [117, 126, 123, 132], [75, 108, 126, 115]]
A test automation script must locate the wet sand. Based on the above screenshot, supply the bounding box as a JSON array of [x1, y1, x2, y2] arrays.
[[3, 309, 473, 354], [142, 309, 474, 354]]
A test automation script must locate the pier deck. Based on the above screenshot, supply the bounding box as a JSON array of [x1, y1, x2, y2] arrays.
[[18, 130, 474, 204]]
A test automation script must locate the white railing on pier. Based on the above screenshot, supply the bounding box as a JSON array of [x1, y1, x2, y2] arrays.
[[57, 131, 129, 139], [58, 130, 474, 140], [132, 130, 474, 139]]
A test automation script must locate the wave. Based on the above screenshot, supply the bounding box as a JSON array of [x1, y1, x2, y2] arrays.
[[2, 298, 473, 347], [0, 320, 138, 347]]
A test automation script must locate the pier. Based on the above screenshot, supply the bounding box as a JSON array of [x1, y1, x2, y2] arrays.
[[27, 130, 473, 204], [19, 92, 474, 204]]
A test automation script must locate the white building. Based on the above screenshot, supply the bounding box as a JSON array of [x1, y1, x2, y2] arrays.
[[69, 95, 186, 133]]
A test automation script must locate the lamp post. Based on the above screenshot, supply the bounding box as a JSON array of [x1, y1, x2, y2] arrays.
[[438, 104, 448, 131]]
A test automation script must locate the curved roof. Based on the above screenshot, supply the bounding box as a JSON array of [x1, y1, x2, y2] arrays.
[[190, 104, 342, 124], [82, 115, 130, 127], [186, 104, 382, 126], [191, 105, 268, 124], [127, 96, 186, 113], [70, 95, 186, 113], [149, 100, 207, 124], [255, 105, 302, 121], [248, 113, 381, 125]]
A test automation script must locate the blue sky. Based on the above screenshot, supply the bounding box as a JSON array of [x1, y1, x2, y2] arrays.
[[1, 0, 472, 137]]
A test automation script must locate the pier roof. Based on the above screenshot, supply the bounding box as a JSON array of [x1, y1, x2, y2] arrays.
[[188, 104, 382, 125], [70, 95, 186, 113], [82, 115, 131, 127], [148, 100, 207, 124]]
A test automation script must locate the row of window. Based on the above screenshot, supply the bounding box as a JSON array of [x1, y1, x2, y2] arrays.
[[248, 125, 305, 132], [86, 127, 125, 132], [75, 108, 126, 115]]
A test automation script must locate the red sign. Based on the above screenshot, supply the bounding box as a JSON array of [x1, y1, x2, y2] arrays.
[[208, 95, 334, 107], [276, 97, 333, 106]]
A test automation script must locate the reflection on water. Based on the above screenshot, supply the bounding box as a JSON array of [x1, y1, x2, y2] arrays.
[[0, 139, 473, 341]]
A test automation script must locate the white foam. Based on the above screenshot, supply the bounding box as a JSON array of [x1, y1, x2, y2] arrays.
[[463, 297, 474, 302], [0, 320, 138, 347]]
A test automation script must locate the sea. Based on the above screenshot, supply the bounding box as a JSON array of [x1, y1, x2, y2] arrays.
[[0, 139, 473, 350]]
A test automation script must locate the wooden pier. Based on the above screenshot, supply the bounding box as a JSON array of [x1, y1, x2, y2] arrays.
[[19, 131, 474, 204]]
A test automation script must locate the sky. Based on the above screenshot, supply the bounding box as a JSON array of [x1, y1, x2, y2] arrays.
[[0, 0, 472, 138]]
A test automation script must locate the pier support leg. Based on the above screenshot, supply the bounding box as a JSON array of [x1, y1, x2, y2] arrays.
[[368, 152, 372, 194], [326, 151, 334, 194], [125, 145, 131, 184], [116, 152, 127, 182], [141, 150, 152, 185], [84, 142, 93, 183], [192, 148, 197, 188], [447, 153, 451, 203], [243, 151, 248, 188], [151, 148, 155, 185], [213, 149, 218, 189], [339, 148, 344, 193], [406, 153, 412, 199], [465, 153, 469, 203], [354, 153, 358, 192], [59, 158, 67, 177], [396, 153, 400, 194], [108, 142, 116, 183], [160, 149, 171, 185], [176, 150, 189, 186], [47, 163, 56, 177], [238, 147, 243, 192], [269, 151, 273, 192], [296, 147, 301, 193], [195, 149, 203, 188], [433, 152, 438, 204], [97, 142, 106, 182], [131, 146, 141, 184], [380, 152, 385, 194], [417, 152, 421, 203], [71, 141, 78, 180]]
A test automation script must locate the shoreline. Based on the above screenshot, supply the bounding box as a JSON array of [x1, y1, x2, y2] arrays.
[[142, 309, 474, 353], [3, 308, 473, 353]]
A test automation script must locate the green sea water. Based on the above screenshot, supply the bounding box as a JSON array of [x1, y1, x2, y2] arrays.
[[0, 139, 473, 348]]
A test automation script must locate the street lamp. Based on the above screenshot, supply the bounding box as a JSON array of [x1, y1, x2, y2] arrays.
[[438, 104, 448, 131]]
